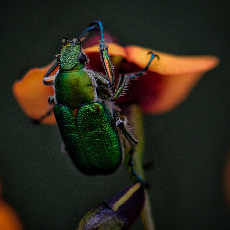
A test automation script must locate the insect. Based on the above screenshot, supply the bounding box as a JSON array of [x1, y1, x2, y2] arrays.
[[42, 21, 158, 183]]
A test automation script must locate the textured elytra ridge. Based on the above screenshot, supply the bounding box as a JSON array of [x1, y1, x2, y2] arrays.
[[54, 102, 123, 175]]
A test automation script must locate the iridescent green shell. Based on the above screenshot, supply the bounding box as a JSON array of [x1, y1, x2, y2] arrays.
[[54, 102, 123, 175]]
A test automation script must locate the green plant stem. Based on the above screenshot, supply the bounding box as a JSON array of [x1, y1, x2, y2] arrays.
[[126, 104, 156, 230]]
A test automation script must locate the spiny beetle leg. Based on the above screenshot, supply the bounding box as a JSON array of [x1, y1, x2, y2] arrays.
[[100, 47, 114, 86], [116, 119, 138, 147], [112, 52, 159, 101], [43, 60, 59, 85], [112, 75, 127, 101], [90, 21, 115, 86], [115, 111, 149, 187]]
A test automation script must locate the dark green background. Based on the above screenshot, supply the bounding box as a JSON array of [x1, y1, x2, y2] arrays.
[[1, 0, 230, 229]]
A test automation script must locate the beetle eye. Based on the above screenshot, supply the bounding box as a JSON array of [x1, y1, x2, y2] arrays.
[[72, 37, 80, 43], [62, 38, 68, 45], [78, 52, 87, 64]]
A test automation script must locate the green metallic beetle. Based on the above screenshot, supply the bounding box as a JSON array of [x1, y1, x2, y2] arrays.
[[42, 21, 158, 181]]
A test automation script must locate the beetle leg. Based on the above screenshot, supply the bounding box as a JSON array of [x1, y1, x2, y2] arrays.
[[114, 111, 149, 187], [43, 75, 56, 85], [32, 95, 55, 124], [99, 43, 115, 87], [86, 69, 110, 87], [43, 59, 60, 85], [96, 86, 113, 100], [129, 151, 150, 188], [85, 69, 112, 100], [78, 24, 100, 42], [116, 119, 138, 147], [128, 51, 159, 79], [114, 110, 138, 146], [111, 74, 128, 101], [89, 21, 115, 86], [48, 95, 55, 104], [94, 74, 110, 87], [32, 106, 54, 125], [111, 52, 158, 101]]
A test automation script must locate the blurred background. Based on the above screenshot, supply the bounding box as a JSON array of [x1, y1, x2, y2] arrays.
[[0, 0, 230, 229]]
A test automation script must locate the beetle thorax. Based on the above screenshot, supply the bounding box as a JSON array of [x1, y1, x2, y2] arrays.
[[54, 70, 96, 109]]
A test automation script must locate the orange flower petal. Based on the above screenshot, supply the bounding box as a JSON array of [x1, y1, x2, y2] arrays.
[[0, 180, 24, 230], [125, 45, 219, 75], [13, 64, 56, 124], [124, 45, 219, 114], [0, 200, 24, 230]]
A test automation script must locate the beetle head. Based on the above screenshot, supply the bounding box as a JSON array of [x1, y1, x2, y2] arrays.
[[59, 37, 88, 71]]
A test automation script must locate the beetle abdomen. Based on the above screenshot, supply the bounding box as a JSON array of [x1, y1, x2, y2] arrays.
[[54, 102, 123, 175]]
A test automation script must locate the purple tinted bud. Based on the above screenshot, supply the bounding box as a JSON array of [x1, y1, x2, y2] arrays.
[[106, 183, 145, 228]]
